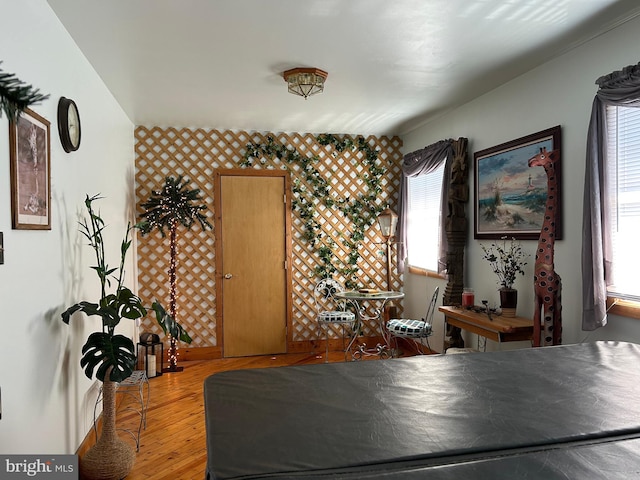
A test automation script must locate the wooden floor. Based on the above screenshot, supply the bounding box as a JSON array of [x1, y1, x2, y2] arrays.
[[114, 351, 386, 479]]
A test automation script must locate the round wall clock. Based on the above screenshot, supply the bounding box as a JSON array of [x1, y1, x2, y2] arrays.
[[57, 97, 81, 152]]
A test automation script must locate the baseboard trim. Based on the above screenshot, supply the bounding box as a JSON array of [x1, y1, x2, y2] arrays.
[[178, 345, 222, 361], [287, 337, 385, 354], [167, 339, 387, 359]]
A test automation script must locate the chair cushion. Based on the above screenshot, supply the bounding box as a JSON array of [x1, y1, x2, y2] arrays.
[[318, 310, 356, 324], [386, 318, 432, 338]]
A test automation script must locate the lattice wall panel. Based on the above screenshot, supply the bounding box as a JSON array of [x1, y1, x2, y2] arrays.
[[135, 127, 403, 347]]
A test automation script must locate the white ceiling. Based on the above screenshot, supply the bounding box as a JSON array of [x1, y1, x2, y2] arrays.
[[47, 0, 640, 137]]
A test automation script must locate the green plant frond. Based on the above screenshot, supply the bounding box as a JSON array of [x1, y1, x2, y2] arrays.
[[0, 63, 50, 120], [105, 267, 118, 277], [80, 332, 136, 382], [121, 238, 132, 256], [113, 287, 147, 320], [61, 303, 87, 324], [84, 193, 103, 207], [62, 300, 120, 328], [151, 301, 193, 344]]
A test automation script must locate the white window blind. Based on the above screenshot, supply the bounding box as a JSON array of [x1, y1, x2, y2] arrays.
[[406, 164, 445, 271], [606, 105, 640, 301]]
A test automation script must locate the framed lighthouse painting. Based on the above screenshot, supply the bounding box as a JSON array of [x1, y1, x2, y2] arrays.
[[473, 125, 562, 240]]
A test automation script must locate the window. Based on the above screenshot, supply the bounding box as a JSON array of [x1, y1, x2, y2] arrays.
[[606, 105, 640, 302], [406, 164, 445, 272]]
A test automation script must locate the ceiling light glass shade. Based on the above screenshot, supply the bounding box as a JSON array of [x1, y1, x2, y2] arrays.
[[377, 207, 398, 241], [283, 67, 328, 99]]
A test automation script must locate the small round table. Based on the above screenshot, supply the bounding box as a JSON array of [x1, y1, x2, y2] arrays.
[[335, 290, 405, 359]]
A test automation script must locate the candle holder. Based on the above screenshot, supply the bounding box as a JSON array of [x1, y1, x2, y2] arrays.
[[137, 340, 164, 378], [462, 288, 475, 308]]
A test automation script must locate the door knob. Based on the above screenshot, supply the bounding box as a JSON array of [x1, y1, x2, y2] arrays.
[[224, 273, 233, 279]]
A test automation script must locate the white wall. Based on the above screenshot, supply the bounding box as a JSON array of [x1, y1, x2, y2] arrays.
[[0, 0, 136, 453], [403, 11, 640, 353]]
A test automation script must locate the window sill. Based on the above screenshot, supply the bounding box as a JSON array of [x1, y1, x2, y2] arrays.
[[607, 297, 640, 320], [408, 265, 446, 280]]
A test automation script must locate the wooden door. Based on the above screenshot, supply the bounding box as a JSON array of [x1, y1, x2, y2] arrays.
[[215, 170, 291, 357]]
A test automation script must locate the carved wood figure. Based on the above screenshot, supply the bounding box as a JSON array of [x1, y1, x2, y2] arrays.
[[443, 137, 468, 350], [528, 147, 562, 346]]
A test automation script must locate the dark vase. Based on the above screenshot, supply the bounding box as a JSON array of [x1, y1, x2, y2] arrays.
[[499, 288, 518, 317]]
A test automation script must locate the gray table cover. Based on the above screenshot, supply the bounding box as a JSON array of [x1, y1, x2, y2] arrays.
[[271, 436, 640, 479], [204, 341, 640, 479]]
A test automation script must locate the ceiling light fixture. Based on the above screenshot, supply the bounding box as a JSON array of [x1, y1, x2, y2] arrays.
[[283, 67, 328, 99]]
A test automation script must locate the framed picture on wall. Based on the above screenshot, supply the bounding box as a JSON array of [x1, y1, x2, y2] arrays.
[[474, 125, 562, 240], [8, 108, 51, 230]]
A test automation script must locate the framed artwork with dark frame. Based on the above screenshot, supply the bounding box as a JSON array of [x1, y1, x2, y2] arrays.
[[474, 125, 561, 240], [8, 108, 51, 230]]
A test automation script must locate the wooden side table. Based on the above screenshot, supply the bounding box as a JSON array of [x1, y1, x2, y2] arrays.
[[438, 306, 534, 351]]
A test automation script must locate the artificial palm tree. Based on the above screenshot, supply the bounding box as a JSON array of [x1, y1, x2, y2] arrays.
[[138, 175, 211, 371]]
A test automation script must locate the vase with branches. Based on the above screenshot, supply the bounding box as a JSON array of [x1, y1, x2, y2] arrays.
[[138, 175, 211, 371], [480, 236, 529, 316], [480, 236, 529, 289]]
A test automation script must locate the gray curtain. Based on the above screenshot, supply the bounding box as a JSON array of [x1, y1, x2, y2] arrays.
[[582, 62, 640, 331], [397, 139, 454, 273]]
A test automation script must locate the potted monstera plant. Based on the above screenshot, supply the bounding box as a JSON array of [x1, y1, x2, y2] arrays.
[[61, 194, 190, 480]]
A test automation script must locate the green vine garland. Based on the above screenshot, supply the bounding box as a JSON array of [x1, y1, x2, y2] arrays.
[[241, 134, 387, 288]]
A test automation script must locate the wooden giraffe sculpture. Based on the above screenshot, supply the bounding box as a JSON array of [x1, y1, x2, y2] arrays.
[[528, 147, 562, 347]]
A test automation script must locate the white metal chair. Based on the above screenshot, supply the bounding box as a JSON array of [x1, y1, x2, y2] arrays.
[[314, 278, 356, 362], [386, 286, 438, 354]]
